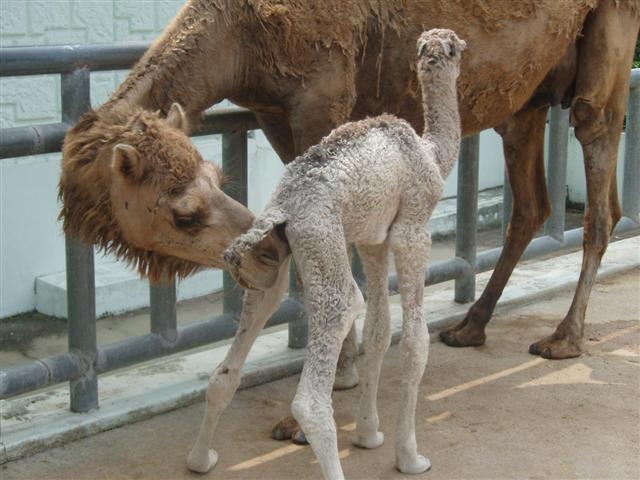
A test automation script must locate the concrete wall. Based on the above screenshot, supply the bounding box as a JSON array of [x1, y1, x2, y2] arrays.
[[2, 1, 625, 318]]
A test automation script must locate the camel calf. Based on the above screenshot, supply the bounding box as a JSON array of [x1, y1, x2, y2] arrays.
[[187, 29, 465, 479]]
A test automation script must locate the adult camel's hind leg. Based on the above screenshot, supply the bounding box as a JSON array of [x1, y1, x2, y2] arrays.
[[529, 2, 639, 358], [441, 105, 550, 347]]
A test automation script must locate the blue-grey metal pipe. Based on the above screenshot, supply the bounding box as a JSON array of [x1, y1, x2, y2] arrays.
[[222, 130, 248, 316], [455, 135, 480, 303], [288, 262, 308, 348], [0, 353, 83, 399], [150, 277, 178, 343], [0, 108, 257, 161], [62, 68, 98, 413], [622, 69, 640, 223], [544, 106, 570, 241], [0, 42, 149, 76], [0, 123, 68, 159], [3, 218, 637, 400]]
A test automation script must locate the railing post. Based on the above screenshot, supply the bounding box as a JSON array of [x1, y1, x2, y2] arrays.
[[150, 275, 177, 342], [454, 135, 479, 303], [544, 106, 570, 241], [62, 67, 98, 412], [288, 263, 308, 348], [623, 71, 640, 224], [222, 129, 248, 315]]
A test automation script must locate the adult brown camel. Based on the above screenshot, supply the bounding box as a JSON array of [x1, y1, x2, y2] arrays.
[[60, 0, 639, 445]]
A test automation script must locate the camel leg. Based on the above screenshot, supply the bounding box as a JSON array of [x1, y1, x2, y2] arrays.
[[390, 222, 431, 474], [441, 106, 550, 347], [254, 111, 297, 163], [352, 241, 391, 449], [529, 2, 637, 358], [187, 257, 291, 473], [290, 226, 364, 480]]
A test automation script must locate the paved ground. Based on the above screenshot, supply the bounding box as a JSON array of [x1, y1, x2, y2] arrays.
[[3, 268, 638, 480]]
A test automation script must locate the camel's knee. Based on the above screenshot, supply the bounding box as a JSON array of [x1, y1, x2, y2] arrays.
[[508, 195, 551, 239], [401, 323, 429, 372], [206, 364, 241, 406]]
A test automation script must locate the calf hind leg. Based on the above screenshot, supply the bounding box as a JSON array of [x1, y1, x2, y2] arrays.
[[290, 228, 364, 479], [390, 223, 431, 474], [352, 242, 391, 449]]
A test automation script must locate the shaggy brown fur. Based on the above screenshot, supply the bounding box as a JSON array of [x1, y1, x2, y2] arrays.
[[59, 108, 207, 280]]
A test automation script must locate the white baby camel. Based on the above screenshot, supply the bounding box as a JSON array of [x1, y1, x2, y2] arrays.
[[187, 29, 465, 479]]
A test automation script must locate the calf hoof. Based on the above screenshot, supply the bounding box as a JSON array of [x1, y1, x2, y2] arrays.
[[396, 454, 431, 475], [529, 334, 584, 359], [186, 448, 218, 473], [439, 323, 486, 347], [333, 363, 359, 390], [352, 431, 384, 449], [271, 415, 308, 444]]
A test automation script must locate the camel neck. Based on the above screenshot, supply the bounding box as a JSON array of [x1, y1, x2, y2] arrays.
[[102, 0, 243, 120], [420, 75, 461, 179]]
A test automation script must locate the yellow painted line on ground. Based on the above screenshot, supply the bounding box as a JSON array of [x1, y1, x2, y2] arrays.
[[227, 443, 305, 471], [425, 411, 451, 423], [427, 358, 545, 401]]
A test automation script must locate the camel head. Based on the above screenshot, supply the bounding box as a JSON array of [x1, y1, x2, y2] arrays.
[[223, 208, 291, 291], [59, 103, 285, 282], [416, 29, 466, 79]]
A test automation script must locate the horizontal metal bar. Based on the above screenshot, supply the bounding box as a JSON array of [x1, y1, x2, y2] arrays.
[[0, 352, 83, 399], [0, 42, 149, 76], [0, 122, 69, 159], [0, 108, 257, 160], [476, 217, 638, 273], [0, 298, 304, 399], [2, 218, 637, 400]]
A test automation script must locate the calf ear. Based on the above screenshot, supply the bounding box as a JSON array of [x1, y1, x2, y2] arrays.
[[112, 144, 144, 183], [166, 102, 189, 132]]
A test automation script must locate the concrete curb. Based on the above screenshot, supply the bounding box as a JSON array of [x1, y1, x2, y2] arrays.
[[1, 236, 638, 464]]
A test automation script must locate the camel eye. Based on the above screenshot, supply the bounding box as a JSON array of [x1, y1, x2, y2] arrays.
[[174, 214, 196, 229]]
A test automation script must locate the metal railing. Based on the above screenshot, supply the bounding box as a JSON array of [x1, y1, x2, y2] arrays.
[[0, 42, 638, 412]]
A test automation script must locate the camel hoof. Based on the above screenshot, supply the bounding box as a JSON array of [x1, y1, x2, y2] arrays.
[[439, 326, 486, 348], [271, 416, 308, 444], [186, 448, 218, 473], [396, 454, 431, 475], [291, 428, 308, 445], [529, 335, 583, 359], [333, 364, 359, 390], [352, 431, 384, 449]]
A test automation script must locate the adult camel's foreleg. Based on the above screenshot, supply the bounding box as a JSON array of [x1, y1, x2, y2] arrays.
[[254, 111, 297, 164], [441, 105, 550, 347], [529, 2, 638, 359], [186, 257, 291, 473]]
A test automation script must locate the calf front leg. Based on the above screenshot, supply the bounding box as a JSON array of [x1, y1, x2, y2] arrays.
[[187, 257, 291, 473]]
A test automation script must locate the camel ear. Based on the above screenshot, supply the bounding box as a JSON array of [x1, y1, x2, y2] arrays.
[[166, 102, 188, 132], [112, 144, 144, 183], [417, 37, 427, 57]]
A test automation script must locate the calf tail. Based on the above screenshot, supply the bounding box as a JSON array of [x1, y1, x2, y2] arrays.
[[223, 207, 288, 268]]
